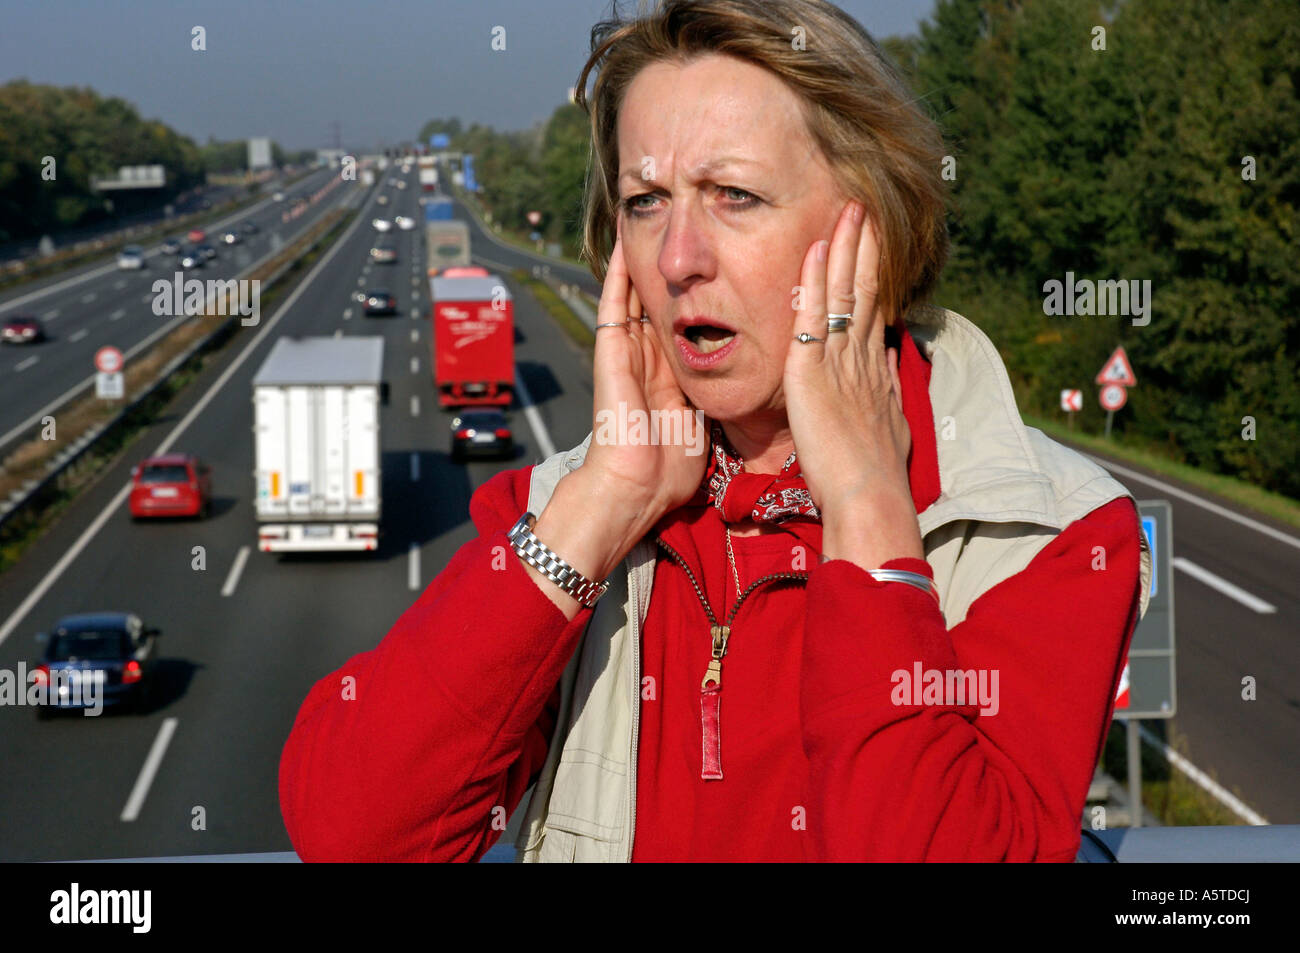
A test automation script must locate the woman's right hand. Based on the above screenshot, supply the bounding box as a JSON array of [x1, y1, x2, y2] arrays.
[[527, 220, 707, 615], [582, 222, 708, 523]]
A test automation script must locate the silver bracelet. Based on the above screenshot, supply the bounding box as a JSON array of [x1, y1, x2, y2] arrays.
[[507, 512, 610, 609], [865, 568, 941, 607], [819, 555, 940, 607]]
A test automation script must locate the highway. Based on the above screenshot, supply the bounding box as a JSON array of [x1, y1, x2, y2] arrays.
[[0, 163, 1294, 864], [0, 166, 345, 456], [0, 165, 596, 861]]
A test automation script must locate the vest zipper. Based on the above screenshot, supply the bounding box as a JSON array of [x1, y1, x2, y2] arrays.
[[655, 535, 808, 780]]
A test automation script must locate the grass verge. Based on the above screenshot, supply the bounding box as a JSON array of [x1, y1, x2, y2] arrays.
[[513, 269, 594, 352], [1024, 411, 1300, 531], [1101, 720, 1253, 826]]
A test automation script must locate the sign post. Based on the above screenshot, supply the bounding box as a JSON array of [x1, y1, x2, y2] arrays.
[[94, 347, 124, 402], [1095, 346, 1136, 438], [1113, 500, 1175, 826], [1060, 388, 1082, 430]]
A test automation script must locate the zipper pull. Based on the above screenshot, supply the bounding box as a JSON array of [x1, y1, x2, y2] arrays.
[[700, 624, 730, 689], [700, 623, 730, 781]]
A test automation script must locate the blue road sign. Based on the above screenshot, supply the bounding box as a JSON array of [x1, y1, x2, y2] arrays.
[[1141, 514, 1157, 598]]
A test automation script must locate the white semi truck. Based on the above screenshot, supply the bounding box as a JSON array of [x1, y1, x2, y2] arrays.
[[252, 336, 385, 552]]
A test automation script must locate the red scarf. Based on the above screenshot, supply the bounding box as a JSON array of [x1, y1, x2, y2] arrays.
[[699, 419, 820, 524]]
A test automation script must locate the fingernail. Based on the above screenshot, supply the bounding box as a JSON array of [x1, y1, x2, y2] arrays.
[[816, 240, 828, 263]]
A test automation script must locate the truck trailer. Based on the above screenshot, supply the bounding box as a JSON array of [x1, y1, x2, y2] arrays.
[[417, 155, 439, 191], [425, 219, 471, 275], [252, 336, 385, 552], [431, 274, 513, 408]]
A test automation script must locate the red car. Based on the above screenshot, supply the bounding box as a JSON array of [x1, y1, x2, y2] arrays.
[[187, 228, 206, 243], [129, 454, 212, 519]]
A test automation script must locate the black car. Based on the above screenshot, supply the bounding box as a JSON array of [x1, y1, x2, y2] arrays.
[[178, 248, 204, 270], [362, 291, 398, 316], [2, 315, 46, 344], [242, 220, 260, 235], [160, 237, 182, 255], [451, 410, 514, 461], [34, 613, 161, 718], [197, 244, 217, 261]]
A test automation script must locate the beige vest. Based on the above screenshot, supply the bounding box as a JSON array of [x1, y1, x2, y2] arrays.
[[515, 304, 1152, 862]]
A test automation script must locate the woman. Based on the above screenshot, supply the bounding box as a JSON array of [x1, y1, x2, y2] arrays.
[[279, 0, 1151, 862]]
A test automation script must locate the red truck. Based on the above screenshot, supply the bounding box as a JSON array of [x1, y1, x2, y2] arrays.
[[431, 274, 513, 407]]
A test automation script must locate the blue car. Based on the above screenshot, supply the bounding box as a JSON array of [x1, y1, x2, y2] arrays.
[[34, 613, 161, 719]]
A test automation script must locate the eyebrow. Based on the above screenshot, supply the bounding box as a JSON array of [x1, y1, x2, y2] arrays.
[[619, 156, 762, 186]]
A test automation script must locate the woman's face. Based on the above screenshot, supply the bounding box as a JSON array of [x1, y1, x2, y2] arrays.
[[617, 53, 847, 424]]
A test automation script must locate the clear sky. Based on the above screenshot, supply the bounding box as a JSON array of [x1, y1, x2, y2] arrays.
[[0, 0, 938, 151]]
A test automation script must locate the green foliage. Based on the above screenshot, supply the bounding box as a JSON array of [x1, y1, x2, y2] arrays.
[[0, 80, 205, 241], [913, 0, 1300, 497]]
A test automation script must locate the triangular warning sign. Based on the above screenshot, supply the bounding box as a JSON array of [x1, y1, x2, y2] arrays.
[[1095, 346, 1136, 387]]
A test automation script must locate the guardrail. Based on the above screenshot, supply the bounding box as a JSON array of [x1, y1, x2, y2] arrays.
[[63, 828, 1300, 862], [0, 197, 359, 541]]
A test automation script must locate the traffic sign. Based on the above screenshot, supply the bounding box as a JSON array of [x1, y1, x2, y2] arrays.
[[1060, 389, 1082, 412], [1095, 346, 1136, 387], [95, 372, 124, 400], [94, 346, 123, 374], [1099, 383, 1127, 411], [1117, 500, 1175, 718]]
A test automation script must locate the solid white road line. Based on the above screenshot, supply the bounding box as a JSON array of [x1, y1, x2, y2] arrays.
[[68, 329, 88, 343], [1123, 718, 1269, 825], [221, 546, 251, 597], [0, 186, 375, 650], [410, 395, 419, 417], [514, 368, 557, 460], [408, 542, 420, 591], [121, 717, 178, 822], [1173, 557, 1277, 614], [1086, 454, 1300, 552], [410, 452, 420, 481], [15, 356, 38, 372]]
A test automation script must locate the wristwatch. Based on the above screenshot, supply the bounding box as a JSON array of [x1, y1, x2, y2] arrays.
[[507, 512, 610, 609]]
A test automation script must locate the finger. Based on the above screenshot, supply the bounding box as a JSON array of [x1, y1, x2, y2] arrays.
[[825, 200, 864, 353], [888, 346, 903, 414], [598, 231, 632, 329], [851, 208, 883, 352], [790, 237, 828, 361]]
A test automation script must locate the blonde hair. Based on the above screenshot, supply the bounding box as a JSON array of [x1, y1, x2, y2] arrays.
[[574, 0, 950, 322]]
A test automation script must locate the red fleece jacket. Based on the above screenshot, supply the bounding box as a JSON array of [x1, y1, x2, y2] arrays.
[[278, 326, 1142, 862]]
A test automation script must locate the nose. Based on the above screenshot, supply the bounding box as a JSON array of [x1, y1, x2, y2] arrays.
[[656, 195, 716, 289]]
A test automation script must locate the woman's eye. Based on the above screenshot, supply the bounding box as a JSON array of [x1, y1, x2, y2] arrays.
[[621, 187, 760, 218]]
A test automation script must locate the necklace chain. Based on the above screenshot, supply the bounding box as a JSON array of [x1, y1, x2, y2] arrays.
[[725, 527, 742, 603]]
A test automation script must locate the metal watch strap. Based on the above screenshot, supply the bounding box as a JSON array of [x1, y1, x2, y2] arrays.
[[507, 512, 610, 609]]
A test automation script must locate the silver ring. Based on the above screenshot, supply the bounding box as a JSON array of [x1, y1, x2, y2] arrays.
[[795, 332, 825, 344], [827, 314, 852, 333], [594, 321, 627, 330], [639, 316, 650, 323]]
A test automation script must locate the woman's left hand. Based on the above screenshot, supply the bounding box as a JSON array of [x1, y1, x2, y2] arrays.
[[783, 199, 924, 562]]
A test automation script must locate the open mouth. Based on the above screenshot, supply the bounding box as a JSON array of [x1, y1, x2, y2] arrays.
[[682, 325, 736, 354]]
